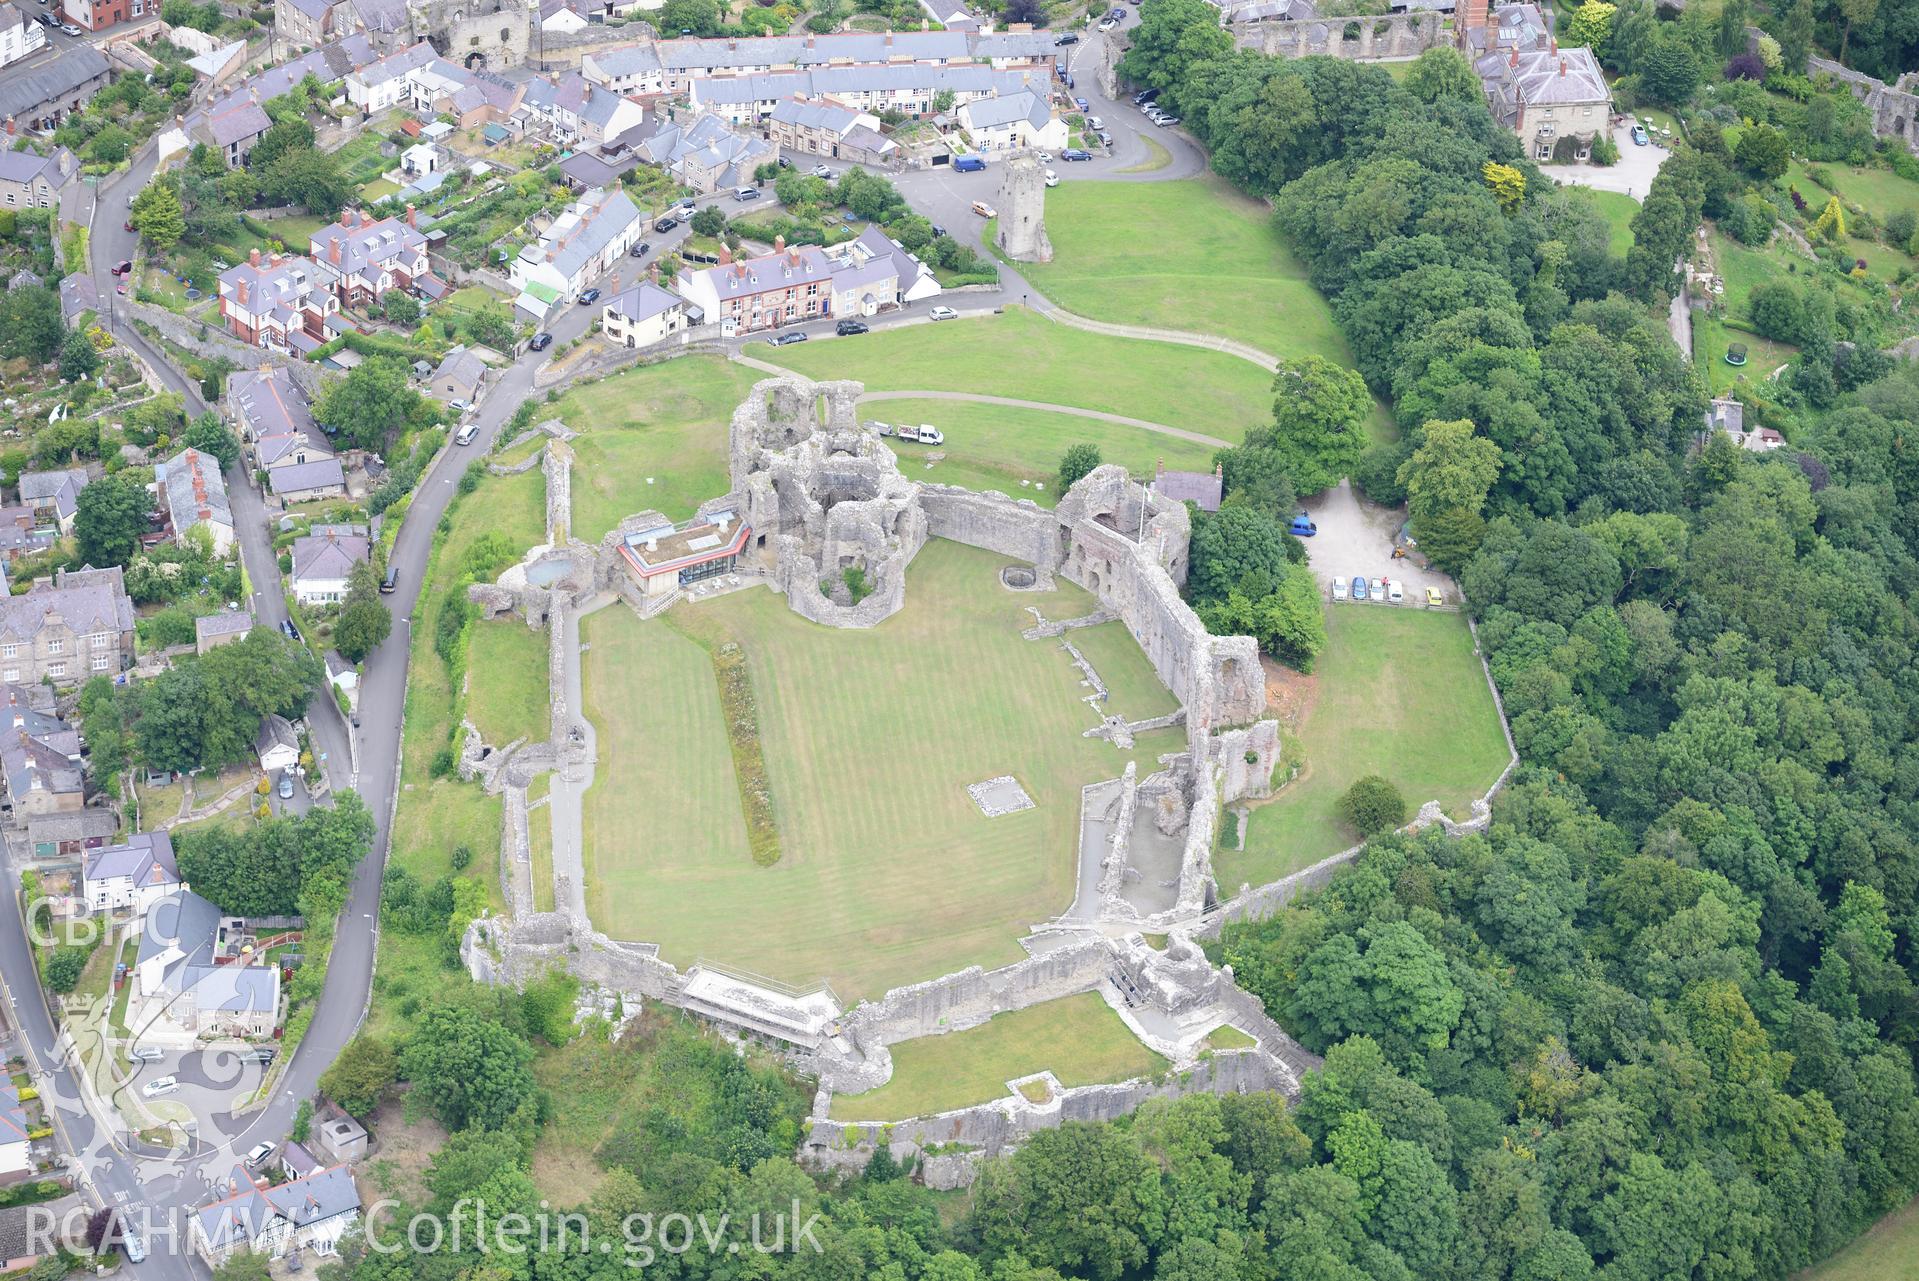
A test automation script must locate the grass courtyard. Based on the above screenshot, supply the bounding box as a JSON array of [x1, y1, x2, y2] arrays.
[[999, 176, 1354, 368], [547, 356, 764, 542], [761, 306, 1277, 442], [579, 539, 1180, 1000], [467, 622, 548, 748], [828, 992, 1166, 1121], [1216, 607, 1510, 891], [873, 397, 1220, 505]]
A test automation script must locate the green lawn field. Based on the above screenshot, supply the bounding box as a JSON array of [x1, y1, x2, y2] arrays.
[[828, 992, 1165, 1121], [1798, 1196, 1919, 1281], [1567, 187, 1638, 257], [527, 774, 555, 914], [1068, 620, 1181, 723], [1002, 177, 1353, 367], [1217, 607, 1510, 891], [368, 464, 546, 1039], [762, 306, 1276, 442], [467, 621, 548, 747], [873, 397, 1219, 506], [549, 356, 763, 541], [1695, 312, 1796, 395], [580, 539, 1179, 1000]]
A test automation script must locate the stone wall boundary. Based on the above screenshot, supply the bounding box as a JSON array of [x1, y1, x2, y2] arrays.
[[126, 301, 331, 398]]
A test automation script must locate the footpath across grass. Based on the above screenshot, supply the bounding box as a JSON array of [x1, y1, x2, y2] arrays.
[[828, 992, 1165, 1121], [874, 397, 1218, 505], [1218, 607, 1510, 892], [547, 356, 764, 541], [762, 306, 1275, 442], [1004, 177, 1351, 368]]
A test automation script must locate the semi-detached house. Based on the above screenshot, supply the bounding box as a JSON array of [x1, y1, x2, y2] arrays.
[[217, 250, 342, 354], [308, 208, 434, 309], [509, 186, 642, 318]]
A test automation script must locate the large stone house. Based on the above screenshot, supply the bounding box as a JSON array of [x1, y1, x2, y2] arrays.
[[159, 448, 236, 557], [0, 688, 81, 821], [133, 889, 280, 1041], [193, 1164, 361, 1268], [0, 148, 75, 212], [18, 468, 87, 534], [0, 567, 135, 688], [82, 831, 183, 914]]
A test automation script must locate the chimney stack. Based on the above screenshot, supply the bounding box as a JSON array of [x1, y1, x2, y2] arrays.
[[3, 119, 12, 137], [249, 248, 261, 267], [339, 209, 352, 228], [774, 233, 785, 254], [718, 244, 732, 265], [329, 237, 342, 265], [1509, 43, 1518, 67], [237, 279, 250, 305], [405, 203, 417, 227], [1559, 55, 1567, 75]]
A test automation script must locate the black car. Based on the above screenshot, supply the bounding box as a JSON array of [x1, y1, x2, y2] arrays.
[[280, 618, 300, 641], [1062, 149, 1094, 162], [530, 331, 553, 351], [628, 240, 651, 257], [768, 331, 808, 346], [931, 223, 947, 238], [578, 287, 601, 305], [836, 319, 868, 336], [1055, 31, 1078, 44], [654, 216, 680, 232]]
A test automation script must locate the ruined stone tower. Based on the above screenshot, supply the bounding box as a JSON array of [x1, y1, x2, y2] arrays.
[[995, 155, 1053, 264]]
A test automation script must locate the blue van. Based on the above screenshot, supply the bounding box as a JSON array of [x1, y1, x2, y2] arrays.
[[953, 155, 987, 172], [1289, 514, 1317, 537]]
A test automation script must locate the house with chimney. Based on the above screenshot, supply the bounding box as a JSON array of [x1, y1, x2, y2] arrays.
[[289, 529, 371, 606], [0, 687, 83, 822], [634, 110, 776, 194], [675, 227, 931, 336], [217, 251, 341, 353], [1464, 2, 1610, 161], [230, 369, 348, 503], [765, 96, 897, 167], [132, 889, 280, 1042], [509, 185, 643, 317], [0, 567, 135, 688], [581, 30, 1057, 98], [82, 831, 183, 914], [522, 71, 648, 146], [192, 1163, 361, 1268], [0, 2, 48, 73], [0, 147, 76, 211], [309, 208, 435, 310], [0, 45, 110, 132], [159, 448, 236, 558], [16, 469, 86, 535], [181, 92, 274, 169]]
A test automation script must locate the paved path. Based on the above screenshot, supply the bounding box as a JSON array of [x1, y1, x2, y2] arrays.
[[1040, 307, 1280, 372], [731, 351, 1231, 447]]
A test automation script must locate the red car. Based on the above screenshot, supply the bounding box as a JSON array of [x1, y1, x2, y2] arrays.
[[123, 220, 133, 232], [112, 259, 132, 275]]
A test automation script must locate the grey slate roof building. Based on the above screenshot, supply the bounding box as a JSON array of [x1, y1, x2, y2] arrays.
[[193, 1163, 361, 1264], [17, 468, 87, 530], [160, 449, 235, 554], [230, 368, 318, 443], [1151, 461, 1225, 513], [195, 609, 255, 651], [0, 565, 135, 688], [268, 458, 349, 499], [58, 273, 97, 322], [430, 346, 489, 403], [605, 282, 685, 325], [83, 831, 182, 910], [0, 46, 110, 130]]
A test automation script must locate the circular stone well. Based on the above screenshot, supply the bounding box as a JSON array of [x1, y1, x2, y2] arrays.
[[1001, 566, 1036, 590]]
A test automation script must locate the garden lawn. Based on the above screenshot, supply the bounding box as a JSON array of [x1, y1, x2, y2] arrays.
[[872, 397, 1218, 506], [549, 356, 763, 541], [254, 213, 327, 250], [1000, 177, 1351, 367], [467, 621, 548, 747], [1571, 188, 1638, 257], [528, 774, 554, 914], [1695, 312, 1795, 395], [1218, 607, 1510, 891], [1068, 620, 1180, 724], [1798, 1196, 1919, 1281], [763, 307, 1275, 442], [828, 992, 1165, 1121], [580, 539, 1179, 1000], [369, 465, 545, 1040]]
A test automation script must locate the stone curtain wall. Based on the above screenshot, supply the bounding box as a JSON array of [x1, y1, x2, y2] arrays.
[[919, 484, 1059, 571], [1808, 57, 1919, 156], [1232, 11, 1446, 60]]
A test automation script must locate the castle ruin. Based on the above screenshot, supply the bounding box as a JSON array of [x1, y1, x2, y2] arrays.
[[995, 155, 1053, 264]]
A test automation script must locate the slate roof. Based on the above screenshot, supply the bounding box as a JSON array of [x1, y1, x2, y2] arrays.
[[218, 254, 329, 316], [960, 89, 1049, 131], [18, 468, 86, 522], [0, 148, 74, 188], [190, 98, 272, 150], [282, 0, 335, 20], [350, 0, 406, 33], [266, 454, 346, 492], [290, 531, 370, 584], [160, 449, 233, 541], [136, 889, 224, 970], [196, 1164, 360, 1255], [1152, 467, 1224, 512], [0, 1085, 27, 1146], [519, 187, 641, 284], [310, 212, 428, 285], [769, 95, 860, 134], [195, 610, 255, 644], [0, 693, 81, 806], [0, 46, 109, 123], [352, 40, 438, 89], [651, 29, 1055, 73], [431, 346, 488, 398], [58, 273, 97, 322], [84, 831, 180, 892], [605, 281, 684, 324], [0, 567, 133, 646], [246, 34, 378, 101], [26, 810, 119, 847], [230, 369, 317, 442]]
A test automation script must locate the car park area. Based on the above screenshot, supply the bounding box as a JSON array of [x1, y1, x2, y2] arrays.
[[1298, 480, 1453, 605]]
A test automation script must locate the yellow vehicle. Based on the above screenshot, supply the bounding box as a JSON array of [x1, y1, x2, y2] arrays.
[[1425, 587, 1443, 608]]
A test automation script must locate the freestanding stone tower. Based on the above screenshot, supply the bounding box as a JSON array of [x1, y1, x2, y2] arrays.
[[995, 156, 1053, 264]]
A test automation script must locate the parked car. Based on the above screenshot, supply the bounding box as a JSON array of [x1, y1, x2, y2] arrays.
[[1088, 115, 1104, 129], [1386, 579, 1404, 604], [653, 215, 680, 232], [768, 331, 808, 346], [530, 331, 553, 351], [810, 164, 833, 178], [1155, 114, 1181, 127], [835, 319, 868, 336], [735, 186, 759, 202], [247, 1047, 277, 1065], [112, 260, 132, 275], [952, 155, 987, 173], [128, 1046, 165, 1063], [59, 21, 79, 33], [123, 1234, 145, 1264], [447, 398, 469, 414], [928, 305, 959, 321], [246, 1142, 278, 1168], [1096, 130, 1114, 147], [454, 422, 479, 446], [1074, 97, 1089, 111], [141, 1076, 179, 1099], [1631, 124, 1650, 146], [1288, 514, 1317, 537], [1044, 168, 1059, 187], [381, 566, 399, 594], [1351, 576, 1368, 601], [1062, 71, 1075, 89], [1425, 586, 1444, 608], [577, 287, 601, 305], [280, 618, 300, 642], [1062, 149, 1093, 161], [1055, 31, 1078, 43], [777, 156, 792, 168], [1098, 17, 1115, 29], [1036, 151, 1054, 162], [1332, 577, 1348, 602], [1371, 576, 1388, 601], [971, 200, 997, 218]]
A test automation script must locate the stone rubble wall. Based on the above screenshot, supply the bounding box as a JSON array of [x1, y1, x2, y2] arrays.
[[1232, 10, 1445, 60], [919, 484, 1059, 568], [1809, 57, 1919, 156]]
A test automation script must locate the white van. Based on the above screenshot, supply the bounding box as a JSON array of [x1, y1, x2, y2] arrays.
[[454, 422, 480, 446]]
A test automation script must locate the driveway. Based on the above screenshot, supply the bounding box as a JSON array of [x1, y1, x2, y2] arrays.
[[1299, 481, 1455, 604], [1537, 121, 1669, 200]]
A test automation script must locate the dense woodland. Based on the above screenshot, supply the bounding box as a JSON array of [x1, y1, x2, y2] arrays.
[[314, 4, 1919, 1279]]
